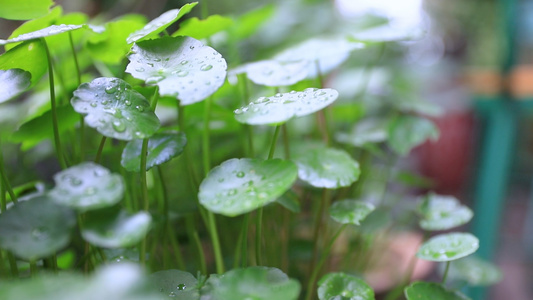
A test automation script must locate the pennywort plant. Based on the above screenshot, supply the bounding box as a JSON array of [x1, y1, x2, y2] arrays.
[[0, 1, 502, 299]]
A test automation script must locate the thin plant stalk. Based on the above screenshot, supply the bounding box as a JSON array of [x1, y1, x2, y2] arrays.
[[177, 101, 209, 274], [234, 214, 249, 268], [0, 250, 5, 277], [6, 252, 18, 278], [0, 149, 17, 204], [186, 215, 207, 274], [308, 188, 331, 282], [29, 260, 38, 277], [42, 38, 67, 169], [68, 32, 86, 163], [441, 261, 451, 284], [94, 136, 107, 164], [167, 223, 186, 269], [254, 125, 282, 265], [139, 138, 149, 266], [305, 224, 348, 300]]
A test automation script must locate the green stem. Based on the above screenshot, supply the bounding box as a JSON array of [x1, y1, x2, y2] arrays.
[[68, 31, 82, 87], [29, 260, 37, 276], [442, 261, 451, 284], [268, 125, 281, 159], [7, 252, 18, 278], [69, 32, 85, 163], [186, 215, 207, 274], [150, 86, 159, 111], [167, 223, 186, 269], [79, 117, 85, 162], [207, 211, 225, 273], [254, 125, 282, 265], [234, 214, 249, 268], [202, 95, 225, 274], [139, 138, 149, 266], [305, 224, 348, 300], [255, 208, 263, 266], [309, 188, 330, 281], [0, 150, 17, 204], [282, 124, 290, 159], [42, 38, 67, 169], [0, 250, 5, 277], [94, 136, 107, 164]]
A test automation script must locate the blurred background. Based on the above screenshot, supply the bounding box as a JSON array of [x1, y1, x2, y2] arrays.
[[1, 0, 532, 299]]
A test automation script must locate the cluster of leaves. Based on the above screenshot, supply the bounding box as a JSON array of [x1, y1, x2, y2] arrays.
[[0, 1, 501, 299]]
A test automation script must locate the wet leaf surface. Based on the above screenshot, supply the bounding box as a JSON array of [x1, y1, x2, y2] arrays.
[[417, 233, 479, 262], [329, 200, 375, 225], [71, 77, 160, 140], [234, 88, 338, 125], [199, 158, 298, 217], [317, 272, 375, 300], [126, 36, 227, 105]]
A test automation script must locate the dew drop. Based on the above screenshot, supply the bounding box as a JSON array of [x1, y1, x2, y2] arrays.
[[114, 110, 123, 119], [180, 60, 188, 65], [31, 227, 47, 240], [124, 100, 132, 106], [134, 131, 145, 138], [200, 64, 213, 71], [228, 189, 237, 196], [169, 292, 176, 297], [236, 171, 245, 178], [112, 120, 126, 132], [105, 85, 117, 94], [176, 284, 186, 291], [234, 108, 243, 115], [217, 178, 224, 183], [189, 45, 195, 49], [90, 102, 98, 107], [84, 187, 96, 195], [101, 100, 109, 105], [135, 105, 145, 112], [175, 70, 188, 77], [205, 81, 211, 86], [135, 67, 145, 72], [289, 90, 297, 94], [274, 93, 282, 97]]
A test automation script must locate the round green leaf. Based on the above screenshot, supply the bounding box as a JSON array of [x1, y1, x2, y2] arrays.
[[48, 162, 124, 212], [445, 256, 503, 286], [150, 270, 199, 299], [329, 200, 375, 225], [204, 267, 300, 300], [126, 36, 227, 105], [234, 88, 338, 125], [0, 24, 85, 45], [404, 281, 470, 300], [0, 40, 47, 87], [0, 195, 76, 260], [317, 272, 375, 300], [244, 60, 310, 87], [387, 115, 439, 156], [274, 37, 364, 78], [0, 69, 31, 103], [81, 208, 151, 248], [292, 147, 360, 188], [87, 16, 147, 65], [0, 0, 53, 20], [418, 193, 473, 231], [172, 15, 234, 40], [417, 233, 479, 262], [11, 104, 80, 150], [199, 158, 298, 217], [0, 263, 161, 300], [126, 3, 198, 44], [121, 131, 187, 172], [336, 118, 388, 147], [71, 77, 160, 140]]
